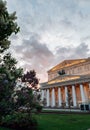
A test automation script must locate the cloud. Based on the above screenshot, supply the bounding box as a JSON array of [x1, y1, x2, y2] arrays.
[[7, 0, 90, 82], [10, 34, 19, 40], [10, 33, 90, 83], [54, 43, 90, 64], [10, 33, 54, 82], [81, 36, 90, 41]]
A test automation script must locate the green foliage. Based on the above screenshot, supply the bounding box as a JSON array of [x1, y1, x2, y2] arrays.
[[42, 98, 47, 106], [0, 53, 23, 82], [1, 112, 38, 130], [35, 104, 43, 113], [33, 92, 43, 113], [0, 127, 11, 130], [0, 0, 20, 52], [13, 86, 42, 114], [0, 53, 23, 116], [22, 70, 39, 89], [0, 0, 23, 117], [13, 70, 41, 113], [0, 2, 39, 129], [14, 87, 35, 112], [67, 89, 72, 110]]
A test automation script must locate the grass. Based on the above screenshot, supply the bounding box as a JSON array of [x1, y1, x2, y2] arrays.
[[35, 113, 90, 130], [0, 113, 90, 130]]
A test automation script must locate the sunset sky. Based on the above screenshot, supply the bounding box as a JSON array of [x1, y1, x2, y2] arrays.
[[6, 0, 90, 82]]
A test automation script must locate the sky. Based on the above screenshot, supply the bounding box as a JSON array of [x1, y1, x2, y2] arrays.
[[6, 0, 90, 83]]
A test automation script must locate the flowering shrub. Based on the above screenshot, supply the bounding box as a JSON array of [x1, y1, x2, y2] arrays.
[[1, 112, 38, 130]]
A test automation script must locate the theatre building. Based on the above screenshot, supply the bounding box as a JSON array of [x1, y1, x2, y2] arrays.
[[40, 58, 90, 108]]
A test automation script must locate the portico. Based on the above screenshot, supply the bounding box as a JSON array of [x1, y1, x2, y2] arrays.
[[41, 82, 90, 108], [41, 58, 90, 108]]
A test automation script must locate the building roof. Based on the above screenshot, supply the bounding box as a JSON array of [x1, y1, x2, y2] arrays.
[[48, 58, 87, 73]]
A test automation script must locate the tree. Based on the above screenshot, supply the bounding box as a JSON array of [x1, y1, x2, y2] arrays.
[[0, 0, 22, 116], [0, 1, 39, 129], [22, 70, 39, 89], [13, 70, 40, 112], [67, 89, 72, 111], [0, 53, 23, 115], [0, 0, 19, 53]]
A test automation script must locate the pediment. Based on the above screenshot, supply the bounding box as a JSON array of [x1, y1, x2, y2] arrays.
[[48, 59, 86, 72]]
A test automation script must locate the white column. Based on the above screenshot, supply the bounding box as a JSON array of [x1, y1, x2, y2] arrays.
[[65, 86, 68, 106], [58, 87, 62, 107], [46, 89, 49, 107], [72, 85, 77, 107], [89, 83, 90, 90], [88, 83, 90, 105], [41, 90, 44, 100], [52, 88, 55, 107], [80, 84, 85, 103]]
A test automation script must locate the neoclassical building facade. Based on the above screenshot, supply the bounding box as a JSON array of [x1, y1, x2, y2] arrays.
[[40, 58, 90, 108]]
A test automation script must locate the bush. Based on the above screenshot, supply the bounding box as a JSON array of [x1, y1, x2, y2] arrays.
[[1, 112, 38, 130], [36, 104, 43, 113]]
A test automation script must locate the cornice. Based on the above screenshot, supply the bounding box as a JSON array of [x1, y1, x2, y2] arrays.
[[41, 76, 90, 89]]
